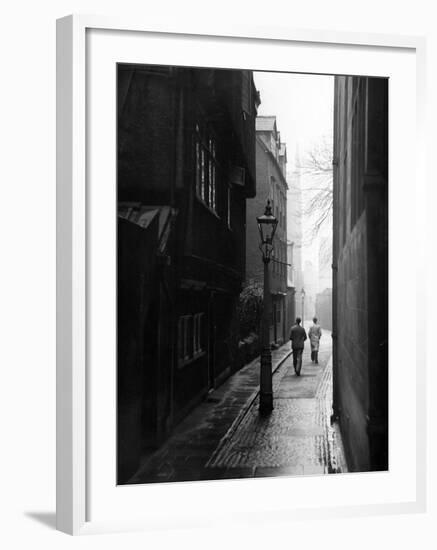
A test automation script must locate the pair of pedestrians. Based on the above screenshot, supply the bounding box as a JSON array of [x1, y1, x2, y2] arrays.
[[289, 317, 322, 375]]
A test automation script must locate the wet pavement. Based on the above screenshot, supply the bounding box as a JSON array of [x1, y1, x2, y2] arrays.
[[129, 330, 347, 484]]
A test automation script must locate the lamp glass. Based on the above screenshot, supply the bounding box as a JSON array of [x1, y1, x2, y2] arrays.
[[256, 200, 278, 245]]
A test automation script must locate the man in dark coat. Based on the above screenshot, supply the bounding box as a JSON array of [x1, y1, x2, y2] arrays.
[[289, 317, 307, 376]]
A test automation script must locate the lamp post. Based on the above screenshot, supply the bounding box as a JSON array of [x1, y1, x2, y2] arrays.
[[257, 200, 278, 415], [301, 288, 306, 328]]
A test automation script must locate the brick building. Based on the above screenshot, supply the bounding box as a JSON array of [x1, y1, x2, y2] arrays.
[[246, 116, 289, 345], [332, 75, 388, 472], [117, 64, 259, 482]]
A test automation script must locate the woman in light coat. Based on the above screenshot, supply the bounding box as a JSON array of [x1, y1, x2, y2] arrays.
[[308, 317, 322, 364]]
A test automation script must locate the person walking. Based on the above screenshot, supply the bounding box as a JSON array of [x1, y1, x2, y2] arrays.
[[308, 317, 322, 364], [289, 317, 307, 376]]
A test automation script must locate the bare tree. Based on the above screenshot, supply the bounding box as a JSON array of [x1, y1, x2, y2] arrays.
[[296, 136, 333, 244]]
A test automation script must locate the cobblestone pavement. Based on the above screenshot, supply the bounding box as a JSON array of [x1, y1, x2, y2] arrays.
[[129, 344, 292, 484], [207, 337, 347, 477], [129, 331, 347, 484]]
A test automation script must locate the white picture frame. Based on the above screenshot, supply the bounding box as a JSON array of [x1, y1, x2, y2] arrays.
[[56, 14, 427, 535]]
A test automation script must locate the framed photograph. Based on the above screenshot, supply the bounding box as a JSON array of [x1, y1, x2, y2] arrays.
[[56, 15, 426, 535]]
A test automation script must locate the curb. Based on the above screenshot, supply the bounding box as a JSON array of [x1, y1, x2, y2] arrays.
[[205, 348, 292, 468]]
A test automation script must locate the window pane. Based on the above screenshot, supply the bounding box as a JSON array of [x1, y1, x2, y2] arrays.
[[198, 314, 202, 351], [208, 157, 213, 206], [183, 317, 188, 359], [187, 316, 193, 357], [195, 141, 201, 196], [227, 186, 231, 227], [201, 149, 206, 201], [199, 313, 205, 350], [178, 318, 183, 360], [193, 315, 198, 354], [212, 166, 216, 211]]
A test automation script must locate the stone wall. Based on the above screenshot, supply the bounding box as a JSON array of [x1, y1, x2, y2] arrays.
[[333, 76, 388, 472]]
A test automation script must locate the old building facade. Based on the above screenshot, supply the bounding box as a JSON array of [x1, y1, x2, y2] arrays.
[[246, 116, 289, 345], [332, 75, 388, 472], [117, 65, 259, 482], [287, 150, 304, 321]]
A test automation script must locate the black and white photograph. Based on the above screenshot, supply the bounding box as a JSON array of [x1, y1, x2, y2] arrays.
[[116, 64, 388, 485], [2, 0, 435, 543]]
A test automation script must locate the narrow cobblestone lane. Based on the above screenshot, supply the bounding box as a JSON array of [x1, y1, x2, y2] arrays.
[[130, 331, 346, 484], [207, 335, 346, 477]]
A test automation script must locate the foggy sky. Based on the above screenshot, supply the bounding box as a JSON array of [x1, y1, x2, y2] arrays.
[[253, 72, 334, 282]]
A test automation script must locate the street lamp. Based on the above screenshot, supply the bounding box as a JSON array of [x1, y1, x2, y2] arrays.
[[257, 200, 278, 415], [301, 288, 306, 328]]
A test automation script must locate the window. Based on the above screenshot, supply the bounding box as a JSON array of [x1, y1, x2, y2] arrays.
[[280, 243, 286, 278], [282, 243, 285, 277], [201, 148, 206, 201], [226, 185, 232, 229], [178, 315, 192, 363], [178, 313, 205, 366], [195, 126, 218, 213], [193, 313, 205, 355]]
